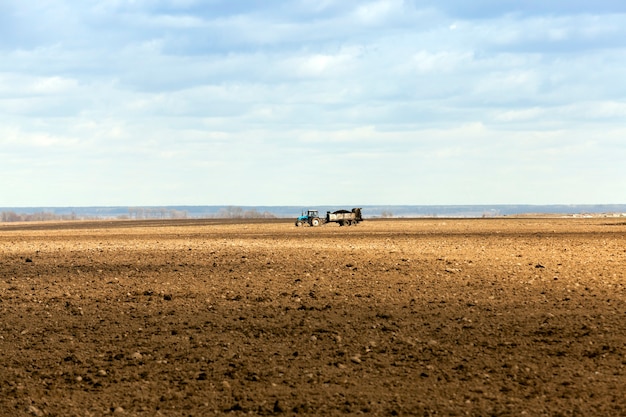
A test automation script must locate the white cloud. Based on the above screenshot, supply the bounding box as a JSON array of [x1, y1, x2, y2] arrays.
[[1, 1, 626, 206], [409, 50, 473, 73], [354, 0, 404, 24]]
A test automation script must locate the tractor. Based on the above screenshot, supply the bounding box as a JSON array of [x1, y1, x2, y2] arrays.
[[295, 210, 322, 227], [295, 208, 363, 227]]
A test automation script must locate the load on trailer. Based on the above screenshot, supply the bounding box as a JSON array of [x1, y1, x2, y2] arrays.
[[295, 208, 363, 227]]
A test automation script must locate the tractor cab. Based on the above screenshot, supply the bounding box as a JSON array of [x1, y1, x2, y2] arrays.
[[305, 210, 319, 218]]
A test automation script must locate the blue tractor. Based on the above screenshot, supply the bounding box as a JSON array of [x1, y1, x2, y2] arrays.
[[295, 210, 323, 227]]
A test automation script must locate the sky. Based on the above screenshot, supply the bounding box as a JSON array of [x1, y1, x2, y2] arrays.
[[2, 0, 626, 207]]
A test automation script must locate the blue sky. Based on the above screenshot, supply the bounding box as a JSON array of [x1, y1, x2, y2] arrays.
[[2, 0, 626, 206]]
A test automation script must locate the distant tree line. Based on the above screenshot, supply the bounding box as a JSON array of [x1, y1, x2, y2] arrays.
[[1, 206, 276, 223], [1, 211, 79, 222], [127, 207, 189, 219], [215, 206, 276, 219]]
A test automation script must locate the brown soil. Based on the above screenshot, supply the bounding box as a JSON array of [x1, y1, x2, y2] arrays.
[[1, 218, 624, 416]]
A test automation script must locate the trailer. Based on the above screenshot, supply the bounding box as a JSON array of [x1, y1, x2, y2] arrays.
[[295, 208, 363, 227], [325, 208, 363, 226]]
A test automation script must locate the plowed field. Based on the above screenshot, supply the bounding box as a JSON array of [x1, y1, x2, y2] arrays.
[[1, 218, 625, 416]]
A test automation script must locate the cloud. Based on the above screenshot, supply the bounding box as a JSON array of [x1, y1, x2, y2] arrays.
[[1, 0, 626, 206], [421, 0, 626, 19]]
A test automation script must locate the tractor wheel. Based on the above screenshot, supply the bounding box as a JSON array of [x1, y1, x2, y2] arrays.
[[311, 218, 320, 227], [295, 221, 303, 227]]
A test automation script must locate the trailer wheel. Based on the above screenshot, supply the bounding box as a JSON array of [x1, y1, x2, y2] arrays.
[[311, 218, 320, 227]]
